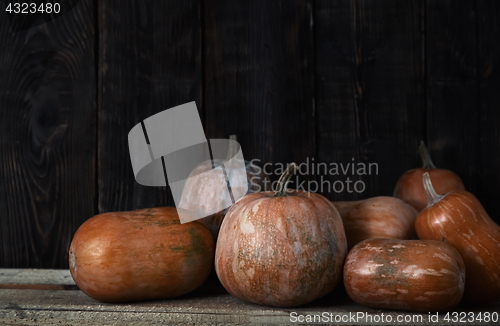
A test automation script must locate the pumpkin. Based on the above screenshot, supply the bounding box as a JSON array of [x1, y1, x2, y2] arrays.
[[179, 135, 270, 242], [333, 196, 418, 250], [394, 141, 465, 211], [215, 163, 348, 307], [69, 207, 214, 302], [415, 172, 500, 303], [344, 238, 465, 312]]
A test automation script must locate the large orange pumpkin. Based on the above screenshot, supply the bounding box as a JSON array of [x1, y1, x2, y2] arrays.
[[416, 173, 500, 303], [69, 207, 214, 302], [215, 163, 348, 307]]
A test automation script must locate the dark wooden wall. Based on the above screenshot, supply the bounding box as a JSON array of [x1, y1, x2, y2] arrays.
[[1, 0, 499, 268]]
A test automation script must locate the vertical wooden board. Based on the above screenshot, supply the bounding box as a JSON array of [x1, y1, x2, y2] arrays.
[[0, 0, 96, 268], [426, 0, 479, 196], [315, 0, 424, 201], [315, 0, 362, 201], [204, 0, 315, 186], [477, 0, 500, 223], [98, 0, 202, 213]]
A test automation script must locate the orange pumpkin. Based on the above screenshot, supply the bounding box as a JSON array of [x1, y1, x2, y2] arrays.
[[394, 142, 464, 211], [333, 196, 418, 250], [215, 163, 348, 307], [69, 207, 214, 302], [416, 173, 500, 303], [344, 238, 465, 312]]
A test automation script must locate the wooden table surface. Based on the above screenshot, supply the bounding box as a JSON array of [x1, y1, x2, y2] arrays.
[[0, 269, 499, 325]]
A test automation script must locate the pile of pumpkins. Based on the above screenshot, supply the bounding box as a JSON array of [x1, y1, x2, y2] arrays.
[[69, 142, 500, 313]]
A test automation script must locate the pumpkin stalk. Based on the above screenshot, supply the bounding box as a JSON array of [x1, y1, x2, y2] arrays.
[[272, 163, 297, 197], [422, 172, 443, 207], [420, 141, 437, 169]]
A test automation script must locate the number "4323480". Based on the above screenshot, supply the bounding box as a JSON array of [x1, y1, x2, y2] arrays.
[[6, 3, 61, 14]]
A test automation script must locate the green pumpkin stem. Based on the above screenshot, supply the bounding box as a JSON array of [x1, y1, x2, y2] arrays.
[[272, 163, 297, 197], [422, 172, 444, 207], [420, 141, 437, 169]]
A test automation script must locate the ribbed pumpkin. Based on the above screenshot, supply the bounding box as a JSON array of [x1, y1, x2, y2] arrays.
[[215, 163, 348, 307], [69, 207, 214, 303]]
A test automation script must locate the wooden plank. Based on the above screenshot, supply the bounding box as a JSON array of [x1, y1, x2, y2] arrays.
[[426, 1, 479, 200], [203, 0, 315, 185], [0, 0, 96, 268], [98, 0, 202, 213], [314, 0, 359, 201], [0, 283, 499, 325], [477, 0, 500, 224], [0, 269, 74, 286], [0, 268, 76, 290], [315, 0, 425, 201], [0, 269, 499, 325]]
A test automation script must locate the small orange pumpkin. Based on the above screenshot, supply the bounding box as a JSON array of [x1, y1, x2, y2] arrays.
[[333, 196, 418, 250], [394, 142, 464, 211], [344, 238, 465, 312]]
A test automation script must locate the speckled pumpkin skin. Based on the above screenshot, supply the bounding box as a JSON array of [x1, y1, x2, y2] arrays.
[[394, 168, 464, 211], [334, 196, 418, 250], [344, 238, 465, 312], [69, 207, 214, 303], [416, 191, 500, 303], [215, 189, 348, 308]]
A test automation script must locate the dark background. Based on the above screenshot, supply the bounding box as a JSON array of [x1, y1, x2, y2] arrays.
[[0, 0, 499, 269]]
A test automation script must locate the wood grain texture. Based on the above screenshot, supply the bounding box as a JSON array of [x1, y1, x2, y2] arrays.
[[0, 0, 96, 268], [98, 0, 202, 213], [0, 268, 74, 285], [1, 0, 500, 268], [203, 0, 315, 186], [315, 0, 425, 201], [477, 0, 500, 223], [426, 0, 479, 196], [0, 272, 499, 325]]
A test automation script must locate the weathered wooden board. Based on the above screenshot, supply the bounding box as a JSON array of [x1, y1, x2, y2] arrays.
[[426, 0, 480, 200], [203, 0, 315, 185], [98, 0, 202, 213], [315, 0, 425, 202], [0, 0, 96, 269], [0, 268, 76, 290], [0, 269, 499, 326], [1, 0, 500, 270], [476, 0, 500, 222]]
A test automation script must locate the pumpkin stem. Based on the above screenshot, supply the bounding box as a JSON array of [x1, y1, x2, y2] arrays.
[[422, 172, 444, 207], [420, 141, 437, 169], [272, 163, 297, 197]]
